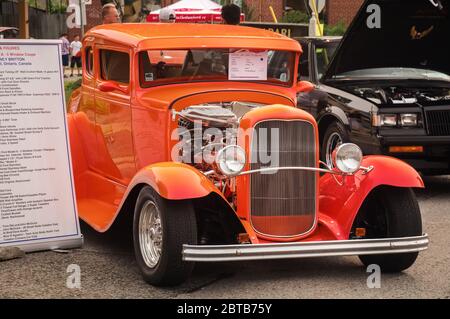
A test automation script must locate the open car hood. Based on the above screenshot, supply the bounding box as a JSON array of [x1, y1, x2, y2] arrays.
[[323, 0, 450, 81]]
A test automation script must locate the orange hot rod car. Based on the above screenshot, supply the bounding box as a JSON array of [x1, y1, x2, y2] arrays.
[[67, 23, 428, 286]]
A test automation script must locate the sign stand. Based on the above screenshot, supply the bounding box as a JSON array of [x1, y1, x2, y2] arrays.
[[0, 40, 82, 252]]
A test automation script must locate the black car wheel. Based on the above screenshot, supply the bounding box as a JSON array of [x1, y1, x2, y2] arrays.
[[133, 186, 197, 286], [321, 121, 350, 168], [352, 186, 423, 272]]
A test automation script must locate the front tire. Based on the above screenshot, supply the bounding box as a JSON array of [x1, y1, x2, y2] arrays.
[[321, 121, 350, 168], [353, 186, 422, 272], [133, 186, 197, 286]]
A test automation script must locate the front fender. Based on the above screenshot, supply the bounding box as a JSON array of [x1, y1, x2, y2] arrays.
[[318, 155, 424, 240], [112, 162, 253, 241], [318, 106, 350, 126], [129, 162, 221, 200]]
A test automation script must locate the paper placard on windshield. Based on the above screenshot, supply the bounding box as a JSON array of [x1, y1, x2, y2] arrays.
[[228, 50, 268, 81]]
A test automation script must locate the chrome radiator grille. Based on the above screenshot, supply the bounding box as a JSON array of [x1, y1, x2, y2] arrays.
[[250, 120, 317, 237]]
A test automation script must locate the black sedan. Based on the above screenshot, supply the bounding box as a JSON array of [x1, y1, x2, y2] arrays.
[[296, 0, 450, 175]]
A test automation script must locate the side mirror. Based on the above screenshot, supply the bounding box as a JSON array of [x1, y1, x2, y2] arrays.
[[98, 81, 129, 94], [296, 81, 314, 93]]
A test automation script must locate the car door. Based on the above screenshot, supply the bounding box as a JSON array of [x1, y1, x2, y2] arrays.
[[297, 41, 326, 119], [94, 46, 136, 185], [74, 40, 98, 168]]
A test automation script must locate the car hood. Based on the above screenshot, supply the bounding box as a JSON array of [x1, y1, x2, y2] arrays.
[[323, 0, 450, 82], [136, 82, 297, 108]]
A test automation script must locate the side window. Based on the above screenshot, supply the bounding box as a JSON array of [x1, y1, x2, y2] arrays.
[[100, 49, 130, 84], [298, 45, 310, 80], [85, 47, 93, 76]]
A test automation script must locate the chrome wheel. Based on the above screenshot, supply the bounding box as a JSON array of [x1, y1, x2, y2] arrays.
[[138, 200, 163, 268], [325, 132, 343, 168]]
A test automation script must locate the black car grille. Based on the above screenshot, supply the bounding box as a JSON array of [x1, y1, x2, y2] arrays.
[[250, 120, 316, 237], [426, 108, 450, 136]]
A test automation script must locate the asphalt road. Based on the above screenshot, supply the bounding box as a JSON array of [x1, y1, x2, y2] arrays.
[[1, 176, 449, 299]]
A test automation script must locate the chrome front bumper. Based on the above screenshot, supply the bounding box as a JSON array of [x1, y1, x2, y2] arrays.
[[182, 234, 429, 262]]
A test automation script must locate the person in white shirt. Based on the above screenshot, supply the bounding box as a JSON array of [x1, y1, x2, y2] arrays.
[[70, 35, 82, 77]]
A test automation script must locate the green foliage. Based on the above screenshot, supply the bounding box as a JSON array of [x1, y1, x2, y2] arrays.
[[49, 2, 68, 14], [324, 21, 347, 36], [64, 78, 81, 104], [281, 10, 309, 24]]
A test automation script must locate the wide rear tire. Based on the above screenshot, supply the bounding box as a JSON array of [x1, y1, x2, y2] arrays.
[[133, 186, 197, 286]]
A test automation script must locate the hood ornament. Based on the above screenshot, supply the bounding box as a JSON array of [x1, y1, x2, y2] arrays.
[[410, 25, 434, 40], [429, 0, 444, 10]]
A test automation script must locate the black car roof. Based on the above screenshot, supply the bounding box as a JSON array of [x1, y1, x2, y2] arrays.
[[295, 36, 342, 44]]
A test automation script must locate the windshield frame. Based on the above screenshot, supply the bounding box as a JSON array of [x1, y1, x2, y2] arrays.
[[137, 48, 297, 89], [314, 41, 339, 81]]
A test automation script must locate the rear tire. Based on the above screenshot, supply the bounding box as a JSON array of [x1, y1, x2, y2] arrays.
[[133, 186, 197, 286], [354, 186, 422, 272]]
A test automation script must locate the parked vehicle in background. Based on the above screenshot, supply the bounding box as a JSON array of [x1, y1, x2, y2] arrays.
[[296, 0, 450, 175], [67, 23, 428, 286], [0, 27, 19, 39]]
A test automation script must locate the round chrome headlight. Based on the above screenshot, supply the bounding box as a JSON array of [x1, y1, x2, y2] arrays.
[[215, 145, 246, 177], [333, 143, 363, 174]]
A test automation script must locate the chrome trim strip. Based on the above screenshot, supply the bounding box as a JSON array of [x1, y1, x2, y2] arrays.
[[238, 166, 339, 176], [237, 165, 373, 177], [182, 234, 429, 262]]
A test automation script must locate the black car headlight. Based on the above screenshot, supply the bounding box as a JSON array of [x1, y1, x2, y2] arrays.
[[399, 113, 418, 127], [373, 113, 420, 127]]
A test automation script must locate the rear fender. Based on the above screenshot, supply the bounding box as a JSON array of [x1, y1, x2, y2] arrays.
[[319, 155, 424, 240]]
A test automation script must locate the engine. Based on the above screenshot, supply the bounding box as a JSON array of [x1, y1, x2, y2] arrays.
[[350, 85, 450, 105], [172, 102, 263, 197]]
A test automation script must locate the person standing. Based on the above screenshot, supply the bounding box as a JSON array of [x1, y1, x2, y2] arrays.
[[221, 4, 241, 25], [102, 3, 121, 24], [60, 33, 70, 78], [69, 35, 82, 77]]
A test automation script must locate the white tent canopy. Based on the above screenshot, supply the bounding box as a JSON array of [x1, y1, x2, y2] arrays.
[[146, 0, 244, 23], [151, 0, 222, 14]]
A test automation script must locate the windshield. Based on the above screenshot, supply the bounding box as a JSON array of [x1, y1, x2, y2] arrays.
[[335, 67, 450, 81], [315, 42, 339, 79], [139, 49, 295, 88]]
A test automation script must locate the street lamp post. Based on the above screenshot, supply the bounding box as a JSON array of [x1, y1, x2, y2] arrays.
[[79, 0, 85, 37]]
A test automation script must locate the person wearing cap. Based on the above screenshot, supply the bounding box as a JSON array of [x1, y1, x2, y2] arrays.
[[159, 8, 176, 23], [221, 4, 241, 25]]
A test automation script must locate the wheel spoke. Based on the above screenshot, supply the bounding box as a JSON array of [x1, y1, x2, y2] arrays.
[[138, 200, 163, 268]]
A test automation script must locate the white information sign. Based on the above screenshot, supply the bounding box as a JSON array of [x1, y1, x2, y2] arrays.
[[0, 40, 82, 252], [228, 50, 268, 81]]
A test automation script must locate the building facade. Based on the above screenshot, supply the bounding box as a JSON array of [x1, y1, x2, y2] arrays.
[[67, 0, 363, 40]]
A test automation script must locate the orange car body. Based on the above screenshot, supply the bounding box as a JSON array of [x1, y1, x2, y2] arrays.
[[67, 24, 427, 261]]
